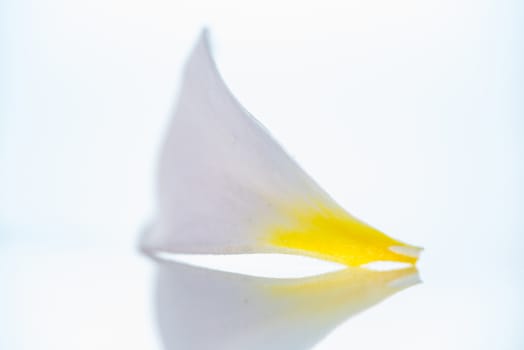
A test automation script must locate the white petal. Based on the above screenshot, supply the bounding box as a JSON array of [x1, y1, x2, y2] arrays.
[[141, 30, 337, 255]]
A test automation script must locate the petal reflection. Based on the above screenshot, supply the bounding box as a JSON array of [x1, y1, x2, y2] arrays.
[[154, 260, 420, 349]]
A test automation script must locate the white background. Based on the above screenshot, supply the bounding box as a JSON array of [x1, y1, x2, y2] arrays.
[[1, 0, 523, 349]]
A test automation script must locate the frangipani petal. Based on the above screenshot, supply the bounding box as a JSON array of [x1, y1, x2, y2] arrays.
[[141, 29, 422, 266]]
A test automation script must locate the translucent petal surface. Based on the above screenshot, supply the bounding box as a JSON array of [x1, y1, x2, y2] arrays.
[[141, 31, 422, 266], [155, 259, 420, 349]]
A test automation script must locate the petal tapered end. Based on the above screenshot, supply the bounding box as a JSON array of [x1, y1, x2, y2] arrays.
[[389, 245, 423, 260]]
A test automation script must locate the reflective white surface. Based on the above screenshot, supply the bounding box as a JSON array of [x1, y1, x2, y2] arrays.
[[1, 0, 522, 348], [153, 258, 420, 350], [1, 248, 522, 349]]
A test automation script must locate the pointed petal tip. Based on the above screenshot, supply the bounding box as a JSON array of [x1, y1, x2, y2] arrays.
[[199, 27, 211, 44], [192, 27, 212, 57], [389, 245, 424, 260]]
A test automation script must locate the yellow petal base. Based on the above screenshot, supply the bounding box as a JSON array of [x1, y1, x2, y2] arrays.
[[266, 204, 422, 267]]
